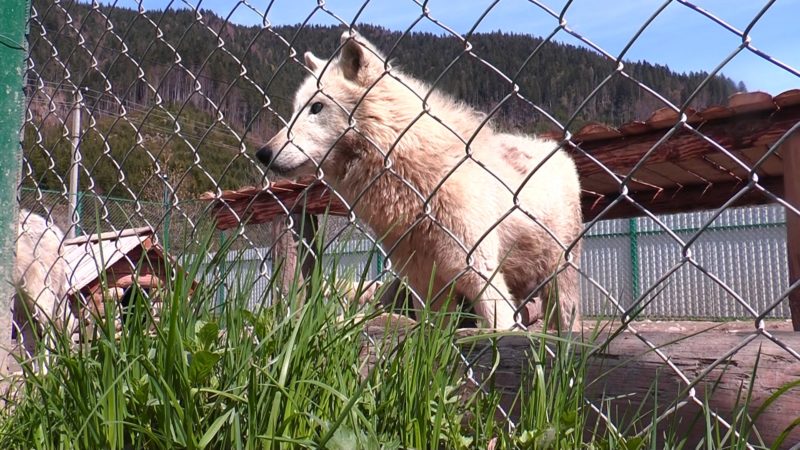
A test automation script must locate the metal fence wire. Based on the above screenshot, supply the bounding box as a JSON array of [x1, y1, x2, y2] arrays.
[[14, 0, 800, 444]]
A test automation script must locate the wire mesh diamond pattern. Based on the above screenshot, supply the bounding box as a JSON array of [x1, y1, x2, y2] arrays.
[[12, 0, 800, 446]]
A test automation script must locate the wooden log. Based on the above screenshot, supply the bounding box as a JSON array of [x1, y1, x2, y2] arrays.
[[200, 179, 348, 231], [579, 330, 800, 448], [783, 131, 800, 330], [363, 317, 800, 448]]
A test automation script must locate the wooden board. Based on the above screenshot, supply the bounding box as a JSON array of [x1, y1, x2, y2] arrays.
[[783, 132, 800, 330], [582, 176, 783, 221]]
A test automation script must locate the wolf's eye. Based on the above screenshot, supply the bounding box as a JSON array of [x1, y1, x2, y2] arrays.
[[309, 102, 324, 115]]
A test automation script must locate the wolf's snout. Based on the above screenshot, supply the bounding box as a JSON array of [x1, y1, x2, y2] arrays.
[[255, 145, 274, 166]]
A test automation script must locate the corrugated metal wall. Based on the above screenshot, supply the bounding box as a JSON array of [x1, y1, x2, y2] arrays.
[[581, 204, 789, 319], [318, 205, 791, 319]]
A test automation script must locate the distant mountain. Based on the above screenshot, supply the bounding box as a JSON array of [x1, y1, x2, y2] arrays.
[[23, 0, 742, 198]]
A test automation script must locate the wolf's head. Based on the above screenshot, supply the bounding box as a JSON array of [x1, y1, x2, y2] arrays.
[[256, 31, 389, 178]]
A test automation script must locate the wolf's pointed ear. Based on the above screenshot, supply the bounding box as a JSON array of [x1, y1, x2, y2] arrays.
[[339, 30, 384, 85], [304, 52, 324, 72]]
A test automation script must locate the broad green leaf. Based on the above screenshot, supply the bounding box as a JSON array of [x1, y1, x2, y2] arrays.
[[189, 350, 221, 384]]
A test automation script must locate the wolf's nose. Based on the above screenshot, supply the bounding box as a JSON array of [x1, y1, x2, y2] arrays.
[[255, 146, 273, 166]]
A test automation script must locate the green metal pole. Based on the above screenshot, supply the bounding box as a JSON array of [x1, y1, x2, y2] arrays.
[[628, 218, 640, 301], [0, 0, 32, 374], [376, 249, 384, 280]]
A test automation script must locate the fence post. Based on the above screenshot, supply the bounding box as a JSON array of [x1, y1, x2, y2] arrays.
[[783, 131, 800, 330], [67, 91, 82, 239], [628, 218, 640, 303], [269, 213, 317, 306], [376, 250, 384, 280], [295, 213, 318, 282], [0, 0, 31, 374]]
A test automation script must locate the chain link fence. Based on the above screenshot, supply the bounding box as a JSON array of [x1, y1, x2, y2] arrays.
[[11, 0, 800, 445]]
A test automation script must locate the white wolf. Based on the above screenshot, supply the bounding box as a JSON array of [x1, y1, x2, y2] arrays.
[[13, 210, 71, 362], [257, 31, 582, 329]]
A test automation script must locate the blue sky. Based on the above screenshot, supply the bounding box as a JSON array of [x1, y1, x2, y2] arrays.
[[105, 0, 799, 94]]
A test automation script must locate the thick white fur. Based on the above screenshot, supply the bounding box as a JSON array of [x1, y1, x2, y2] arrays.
[[13, 210, 71, 361], [262, 31, 582, 329]]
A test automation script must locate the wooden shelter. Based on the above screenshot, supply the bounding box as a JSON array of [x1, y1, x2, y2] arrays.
[[62, 227, 186, 325]]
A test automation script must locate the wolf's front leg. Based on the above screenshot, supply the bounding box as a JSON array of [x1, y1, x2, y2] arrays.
[[470, 276, 518, 329], [454, 255, 519, 329]]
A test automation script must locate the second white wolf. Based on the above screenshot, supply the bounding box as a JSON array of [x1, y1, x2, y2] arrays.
[[257, 31, 582, 329], [13, 210, 73, 363]]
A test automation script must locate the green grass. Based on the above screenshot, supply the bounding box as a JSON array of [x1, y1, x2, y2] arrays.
[[0, 226, 794, 449]]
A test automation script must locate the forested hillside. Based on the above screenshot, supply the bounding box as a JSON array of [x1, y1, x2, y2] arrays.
[[24, 0, 742, 199]]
